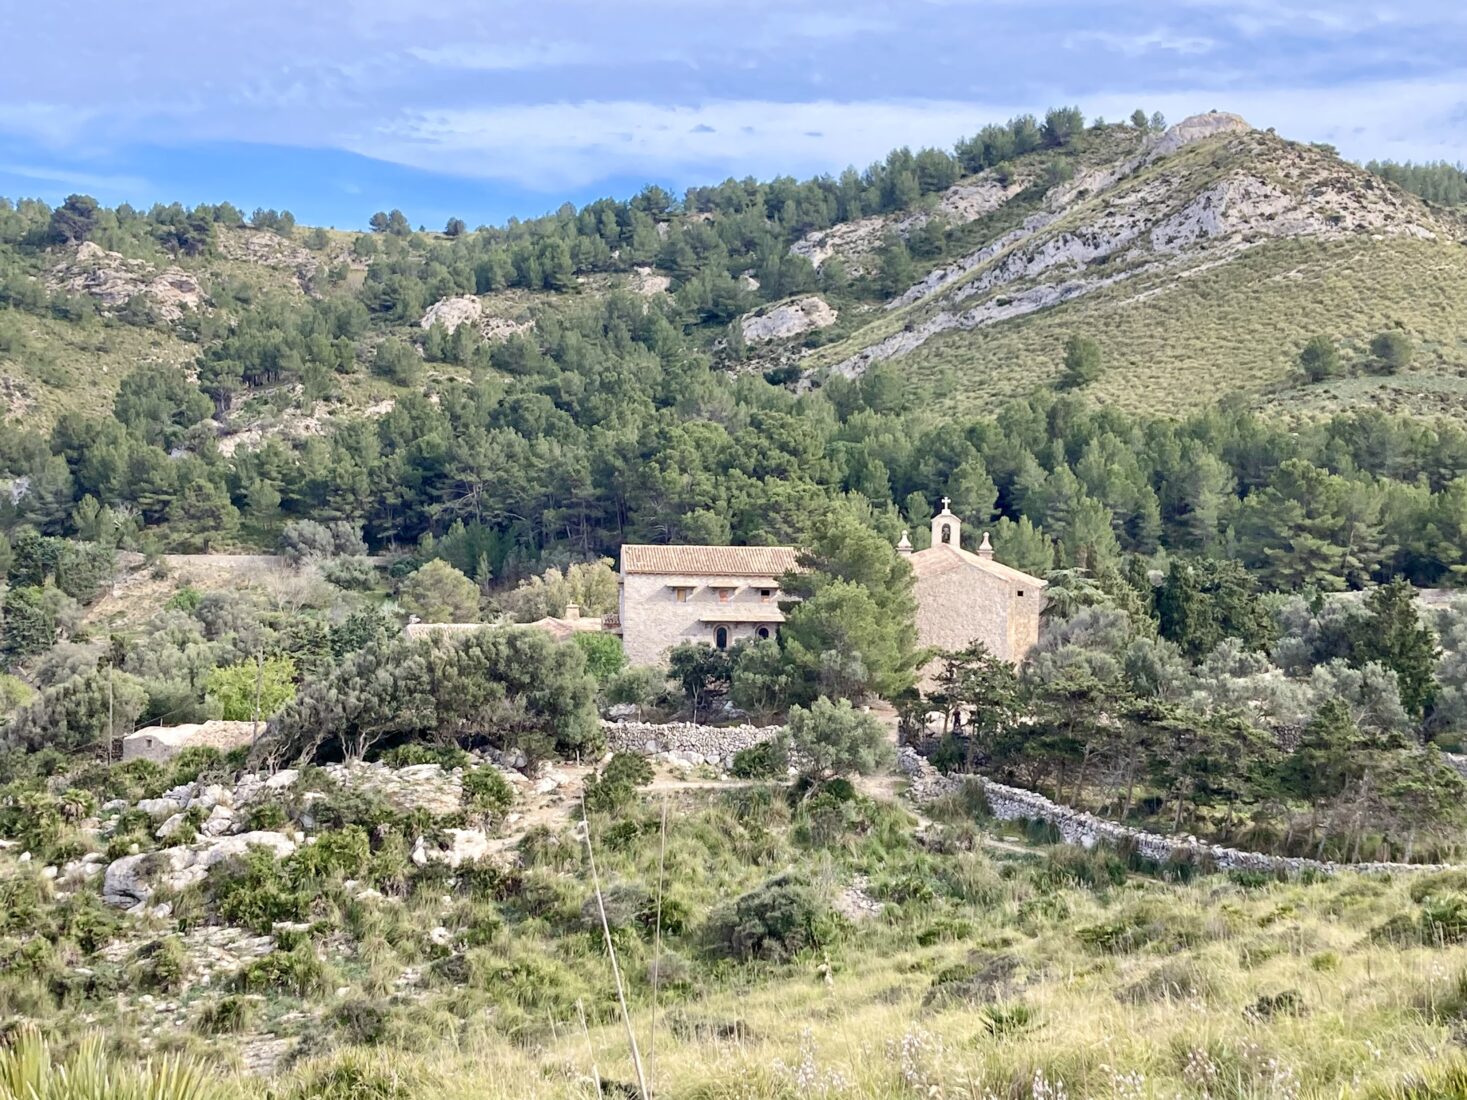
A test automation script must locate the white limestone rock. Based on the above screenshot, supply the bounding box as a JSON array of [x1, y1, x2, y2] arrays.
[[419, 295, 482, 332], [739, 296, 838, 344]]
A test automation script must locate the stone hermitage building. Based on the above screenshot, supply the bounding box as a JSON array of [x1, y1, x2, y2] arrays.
[[614, 500, 1044, 669], [616, 544, 799, 668], [901, 498, 1045, 667]]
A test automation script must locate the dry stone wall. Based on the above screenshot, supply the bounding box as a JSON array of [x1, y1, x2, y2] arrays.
[[602, 720, 783, 768], [897, 748, 1445, 876]]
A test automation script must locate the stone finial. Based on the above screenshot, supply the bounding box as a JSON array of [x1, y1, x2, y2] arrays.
[[896, 529, 913, 555], [977, 531, 994, 559]]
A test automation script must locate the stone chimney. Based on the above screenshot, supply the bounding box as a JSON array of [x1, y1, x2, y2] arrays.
[[564, 603, 581, 621], [896, 529, 913, 555], [977, 532, 994, 560]]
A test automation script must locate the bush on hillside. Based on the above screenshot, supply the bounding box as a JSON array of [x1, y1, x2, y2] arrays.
[[708, 872, 834, 962]]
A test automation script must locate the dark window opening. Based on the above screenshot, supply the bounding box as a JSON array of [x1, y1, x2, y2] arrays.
[[714, 626, 729, 650]]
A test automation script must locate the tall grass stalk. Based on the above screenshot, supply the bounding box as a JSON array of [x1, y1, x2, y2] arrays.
[[580, 795, 648, 1099]]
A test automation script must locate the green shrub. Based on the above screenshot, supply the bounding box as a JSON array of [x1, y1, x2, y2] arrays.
[[246, 799, 290, 831], [462, 766, 514, 817], [583, 752, 654, 814], [169, 746, 227, 786], [212, 847, 308, 933], [276, 1050, 440, 1100], [1421, 894, 1467, 945], [1247, 989, 1307, 1019], [331, 998, 391, 1045], [980, 1001, 1038, 1038], [237, 942, 332, 997], [195, 994, 258, 1035], [378, 743, 470, 769], [292, 825, 371, 881], [573, 631, 626, 682], [0, 874, 44, 936], [730, 738, 789, 779], [134, 935, 189, 993], [708, 873, 834, 962]]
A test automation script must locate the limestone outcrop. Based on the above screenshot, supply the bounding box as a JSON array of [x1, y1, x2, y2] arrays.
[[739, 296, 838, 343], [420, 295, 482, 332], [49, 241, 205, 320]]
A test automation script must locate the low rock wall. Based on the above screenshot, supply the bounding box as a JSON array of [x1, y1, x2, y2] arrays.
[[897, 748, 1445, 876], [602, 720, 783, 768]]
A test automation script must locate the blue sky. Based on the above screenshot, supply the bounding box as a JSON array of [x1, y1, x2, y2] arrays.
[[2, 0, 1465, 229]]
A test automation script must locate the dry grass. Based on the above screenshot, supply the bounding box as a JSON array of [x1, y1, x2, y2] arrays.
[[851, 236, 1467, 422]]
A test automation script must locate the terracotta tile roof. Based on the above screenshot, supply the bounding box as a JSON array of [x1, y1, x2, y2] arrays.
[[621, 544, 800, 577]]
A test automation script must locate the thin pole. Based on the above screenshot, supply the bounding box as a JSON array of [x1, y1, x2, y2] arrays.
[[647, 796, 669, 1098], [580, 796, 648, 1099]]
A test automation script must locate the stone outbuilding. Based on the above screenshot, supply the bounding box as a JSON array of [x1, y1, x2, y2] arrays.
[[901, 499, 1045, 671], [121, 720, 261, 763], [615, 545, 799, 667]]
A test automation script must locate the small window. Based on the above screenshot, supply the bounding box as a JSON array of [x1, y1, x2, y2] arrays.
[[714, 626, 729, 650], [756, 626, 772, 640], [759, 588, 774, 602], [717, 587, 734, 603], [673, 587, 692, 603], [1017, 589, 1025, 597]]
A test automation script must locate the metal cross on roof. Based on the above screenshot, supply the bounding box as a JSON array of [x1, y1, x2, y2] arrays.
[[940, 496, 951, 511]]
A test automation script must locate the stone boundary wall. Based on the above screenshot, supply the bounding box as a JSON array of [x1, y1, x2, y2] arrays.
[[602, 720, 783, 768], [897, 748, 1446, 876]]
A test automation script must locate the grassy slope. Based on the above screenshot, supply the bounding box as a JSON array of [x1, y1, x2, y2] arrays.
[[16, 783, 1466, 1099], [904, 236, 1467, 420], [805, 130, 1467, 421]]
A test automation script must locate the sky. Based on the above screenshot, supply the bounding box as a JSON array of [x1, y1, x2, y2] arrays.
[[2, 0, 1466, 229]]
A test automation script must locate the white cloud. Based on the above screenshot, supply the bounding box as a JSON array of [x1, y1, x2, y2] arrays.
[[1065, 28, 1217, 57], [406, 42, 601, 72], [0, 163, 150, 193], [356, 99, 1030, 187], [349, 78, 1467, 190]]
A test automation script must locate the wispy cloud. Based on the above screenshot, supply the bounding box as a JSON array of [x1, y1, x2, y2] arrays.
[[0, 163, 150, 193], [1065, 28, 1217, 57], [406, 42, 600, 72], [359, 98, 1020, 187], [2, 0, 1466, 222]]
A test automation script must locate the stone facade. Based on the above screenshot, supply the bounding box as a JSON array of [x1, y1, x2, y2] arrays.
[[897, 749, 1445, 876], [617, 545, 799, 667], [903, 501, 1044, 674]]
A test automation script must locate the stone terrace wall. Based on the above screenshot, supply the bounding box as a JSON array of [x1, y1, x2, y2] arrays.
[[602, 720, 783, 768], [898, 748, 1445, 876]]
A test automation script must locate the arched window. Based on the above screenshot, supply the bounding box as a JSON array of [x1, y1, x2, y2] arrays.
[[714, 626, 729, 650], [940, 523, 953, 544], [756, 626, 771, 640]]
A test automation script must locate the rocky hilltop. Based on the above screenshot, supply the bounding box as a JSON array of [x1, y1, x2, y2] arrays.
[[785, 114, 1466, 415]]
